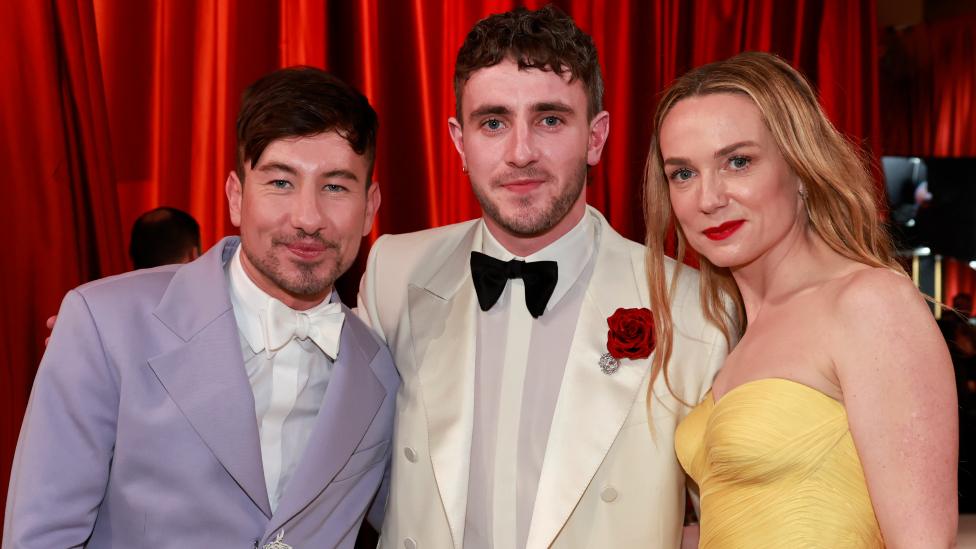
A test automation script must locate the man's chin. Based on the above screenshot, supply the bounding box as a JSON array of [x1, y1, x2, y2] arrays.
[[494, 216, 559, 238], [271, 266, 339, 296], [490, 202, 566, 235]]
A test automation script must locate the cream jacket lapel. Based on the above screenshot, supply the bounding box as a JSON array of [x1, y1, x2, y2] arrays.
[[406, 223, 481, 545], [526, 208, 651, 548], [359, 220, 482, 549]]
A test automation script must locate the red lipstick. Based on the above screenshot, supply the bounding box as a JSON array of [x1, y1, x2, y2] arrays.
[[703, 220, 745, 241]]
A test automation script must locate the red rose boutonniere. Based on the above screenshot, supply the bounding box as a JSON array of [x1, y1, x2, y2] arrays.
[[600, 307, 655, 374]]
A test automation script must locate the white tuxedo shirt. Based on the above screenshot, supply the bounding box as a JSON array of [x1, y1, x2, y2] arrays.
[[466, 212, 595, 549]]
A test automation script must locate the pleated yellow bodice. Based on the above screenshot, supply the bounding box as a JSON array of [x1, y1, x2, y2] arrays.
[[674, 378, 884, 548]]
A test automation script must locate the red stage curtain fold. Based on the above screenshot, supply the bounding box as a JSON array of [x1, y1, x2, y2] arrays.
[[0, 0, 126, 513], [1, 0, 882, 516], [881, 15, 976, 157]]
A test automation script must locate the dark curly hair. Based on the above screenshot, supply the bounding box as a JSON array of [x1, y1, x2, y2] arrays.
[[235, 66, 378, 185], [453, 5, 604, 121]]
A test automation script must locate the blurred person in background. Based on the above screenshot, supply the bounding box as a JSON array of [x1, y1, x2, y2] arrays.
[[129, 206, 201, 269]]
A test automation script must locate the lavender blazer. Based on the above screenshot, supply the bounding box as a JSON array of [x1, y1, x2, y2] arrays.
[[3, 237, 398, 549]]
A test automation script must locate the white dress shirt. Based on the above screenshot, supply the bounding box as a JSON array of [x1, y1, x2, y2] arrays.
[[464, 211, 599, 549], [226, 247, 338, 512]]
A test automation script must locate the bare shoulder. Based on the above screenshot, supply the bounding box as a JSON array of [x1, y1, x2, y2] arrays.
[[824, 265, 948, 380], [828, 266, 928, 325]]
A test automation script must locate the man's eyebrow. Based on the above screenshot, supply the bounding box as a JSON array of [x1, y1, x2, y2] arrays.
[[322, 169, 359, 182], [468, 105, 511, 121], [256, 162, 299, 175], [532, 101, 574, 114], [714, 140, 759, 158], [256, 163, 359, 182]]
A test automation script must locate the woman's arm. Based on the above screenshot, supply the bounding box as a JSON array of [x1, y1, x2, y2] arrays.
[[833, 268, 957, 548]]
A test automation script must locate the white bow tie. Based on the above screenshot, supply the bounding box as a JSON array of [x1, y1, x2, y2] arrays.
[[261, 298, 345, 359]]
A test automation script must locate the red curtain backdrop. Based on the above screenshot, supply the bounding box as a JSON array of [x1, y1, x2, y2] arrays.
[[944, 258, 976, 312], [881, 15, 976, 157], [0, 0, 880, 514], [880, 16, 976, 304], [0, 0, 128, 514]]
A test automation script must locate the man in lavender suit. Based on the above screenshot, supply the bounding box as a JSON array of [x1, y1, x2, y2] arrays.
[[3, 67, 396, 548]]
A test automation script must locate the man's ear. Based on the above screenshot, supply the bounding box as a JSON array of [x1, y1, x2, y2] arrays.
[[448, 117, 467, 172], [586, 111, 611, 166], [226, 171, 243, 228], [362, 182, 382, 237]]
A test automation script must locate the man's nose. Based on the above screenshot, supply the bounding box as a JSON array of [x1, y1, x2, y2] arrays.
[[505, 122, 539, 167], [290, 188, 326, 233]]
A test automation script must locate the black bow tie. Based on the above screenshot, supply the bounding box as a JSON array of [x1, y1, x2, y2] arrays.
[[470, 251, 558, 318]]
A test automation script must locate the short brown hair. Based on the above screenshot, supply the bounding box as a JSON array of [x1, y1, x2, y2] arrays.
[[453, 5, 604, 121], [235, 66, 379, 184]]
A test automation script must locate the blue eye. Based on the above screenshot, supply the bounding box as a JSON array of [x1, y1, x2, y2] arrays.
[[541, 115, 561, 127], [729, 156, 750, 170], [324, 184, 346, 192], [670, 168, 694, 182], [483, 118, 503, 131], [271, 179, 291, 189]]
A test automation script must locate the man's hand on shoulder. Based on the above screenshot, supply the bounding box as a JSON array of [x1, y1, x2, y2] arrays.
[[45, 314, 56, 346]]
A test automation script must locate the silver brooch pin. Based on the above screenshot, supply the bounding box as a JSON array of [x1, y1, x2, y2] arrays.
[[263, 530, 292, 549], [599, 352, 620, 375]]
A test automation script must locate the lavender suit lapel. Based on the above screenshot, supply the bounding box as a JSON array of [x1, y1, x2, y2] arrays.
[[147, 237, 272, 518], [267, 307, 386, 531]]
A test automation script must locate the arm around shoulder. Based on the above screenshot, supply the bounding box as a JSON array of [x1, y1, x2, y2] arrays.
[[4, 289, 120, 548], [832, 268, 957, 548]]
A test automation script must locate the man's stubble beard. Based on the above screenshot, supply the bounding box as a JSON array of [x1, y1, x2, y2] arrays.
[[473, 159, 588, 238], [242, 235, 343, 298]]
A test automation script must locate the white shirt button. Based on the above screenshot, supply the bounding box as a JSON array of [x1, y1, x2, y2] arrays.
[[600, 486, 618, 502], [404, 447, 418, 462], [403, 537, 417, 549]]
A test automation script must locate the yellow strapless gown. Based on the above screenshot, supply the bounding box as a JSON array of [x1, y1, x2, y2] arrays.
[[674, 378, 884, 548]]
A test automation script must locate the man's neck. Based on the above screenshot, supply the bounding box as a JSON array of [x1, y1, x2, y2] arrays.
[[484, 202, 587, 258]]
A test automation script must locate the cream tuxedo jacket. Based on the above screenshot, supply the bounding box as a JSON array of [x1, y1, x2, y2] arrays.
[[358, 207, 727, 549]]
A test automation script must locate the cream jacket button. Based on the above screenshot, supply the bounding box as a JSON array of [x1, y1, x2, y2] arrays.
[[601, 486, 618, 502], [403, 537, 417, 549], [404, 447, 418, 462]]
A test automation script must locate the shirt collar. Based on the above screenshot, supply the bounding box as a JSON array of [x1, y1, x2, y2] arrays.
[[226, 246, 337, 354], [479, 209, 597, 312]]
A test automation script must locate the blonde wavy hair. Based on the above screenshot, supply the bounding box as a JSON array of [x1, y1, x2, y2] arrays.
[[644, 51, 899, 405]]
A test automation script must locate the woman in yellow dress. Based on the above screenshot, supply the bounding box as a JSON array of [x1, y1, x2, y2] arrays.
[[644, 51, 957, 547]]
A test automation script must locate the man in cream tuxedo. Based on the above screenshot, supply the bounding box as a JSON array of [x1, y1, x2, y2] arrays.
[[4, 68, 397, 548], [359, 6, 726, 549]]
